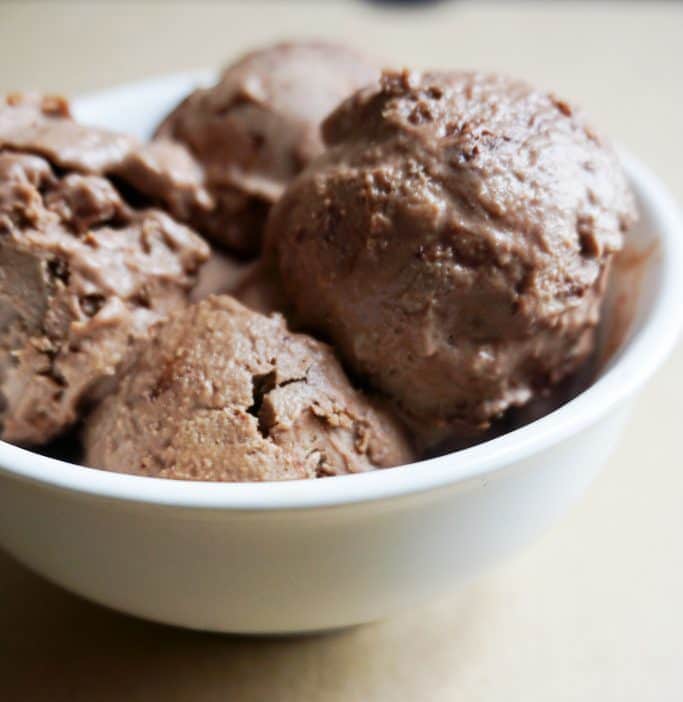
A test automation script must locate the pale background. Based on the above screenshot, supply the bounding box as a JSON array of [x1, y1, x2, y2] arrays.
[[0, 1, 681, 699]]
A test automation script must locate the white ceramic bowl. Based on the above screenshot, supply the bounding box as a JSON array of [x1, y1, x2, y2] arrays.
[[0, 74, 681, 634]]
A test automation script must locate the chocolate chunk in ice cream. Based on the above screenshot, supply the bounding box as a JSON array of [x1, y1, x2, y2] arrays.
[[155, 42, 380, 256], [266, 70, 637, 445], [0, 95, 209, 445], [84, 296, 414, 481]]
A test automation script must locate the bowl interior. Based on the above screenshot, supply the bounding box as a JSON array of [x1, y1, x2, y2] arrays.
[[598, 193, 661, 373]]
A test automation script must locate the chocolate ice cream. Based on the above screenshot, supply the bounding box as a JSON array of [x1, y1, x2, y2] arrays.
[[84, 296, 413, 481], [0, 93, 135, 172], [155, 41, 380, 256], [189, 253, 285, 316], [114, 138, 213, 224], [230, 260, 288, 316], [190, 250, 254, 303], [0, 93, 214, 224], [0, 95, 209, 444], [266, 70, 636, 444]]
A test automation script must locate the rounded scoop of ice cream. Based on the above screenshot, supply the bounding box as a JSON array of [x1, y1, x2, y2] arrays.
[[83, 296, 414, 482], [155, 41, 380, 256], [266, 70, 637, 444], [0, 95, 209, 445]]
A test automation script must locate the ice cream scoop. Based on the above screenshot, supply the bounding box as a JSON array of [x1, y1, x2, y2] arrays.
[[266, 70, 637, 445], [155, 41, 380, 256], [0, 95, 209, 444], [84, 295, 414, 481]]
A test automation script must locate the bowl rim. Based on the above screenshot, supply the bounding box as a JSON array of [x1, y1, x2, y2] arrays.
[[0, 84, 681, 510]]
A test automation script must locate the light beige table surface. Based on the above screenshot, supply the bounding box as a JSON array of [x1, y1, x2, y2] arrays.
[[0, 1, 681, 699]]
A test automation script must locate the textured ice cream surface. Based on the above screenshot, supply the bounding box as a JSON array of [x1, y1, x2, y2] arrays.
[[267, 70, 637, 445], [0, 93, 214, 224], [155, 41, 380, 256], [113, 138, 213, 223], [0, 95, 209, 445], [84, 296, 414, 482], [0, 93, 136, 172]]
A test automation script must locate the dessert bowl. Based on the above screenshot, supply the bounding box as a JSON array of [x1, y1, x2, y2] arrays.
[[0, 73, 681, 634]]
